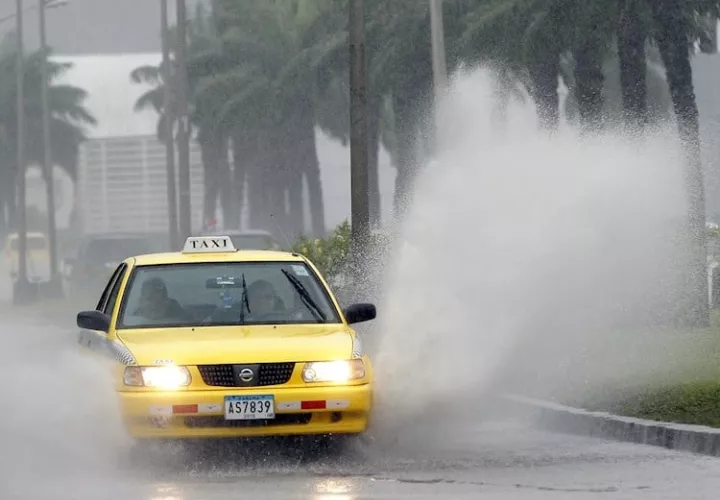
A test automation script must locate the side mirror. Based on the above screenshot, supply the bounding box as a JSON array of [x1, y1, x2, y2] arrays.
[[343, 303, 376, 325], [77, 310, 111, 332]]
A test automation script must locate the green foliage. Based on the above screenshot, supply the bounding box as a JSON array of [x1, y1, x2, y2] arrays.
[[608, 381, 720, 427], [291, 220, 351, 280]]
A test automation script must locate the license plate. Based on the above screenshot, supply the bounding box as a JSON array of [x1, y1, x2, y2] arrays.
[[224, 395, 275, 420]]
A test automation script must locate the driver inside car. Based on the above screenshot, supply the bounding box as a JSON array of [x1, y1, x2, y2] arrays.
[[133, 276, 191, 322], [246, 279, 283, 319]]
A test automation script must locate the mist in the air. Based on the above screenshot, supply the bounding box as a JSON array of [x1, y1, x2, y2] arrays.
[[367, 66, 691, 445]]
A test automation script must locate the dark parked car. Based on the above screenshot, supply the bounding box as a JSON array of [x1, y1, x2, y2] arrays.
[[63, 233, 155, 296]]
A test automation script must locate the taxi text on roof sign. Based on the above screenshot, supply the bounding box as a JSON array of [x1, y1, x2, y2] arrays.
[[182, 235, 237, 253]]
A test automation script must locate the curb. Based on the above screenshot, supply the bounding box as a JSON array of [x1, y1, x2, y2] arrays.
[[503, 394, 720, 457]]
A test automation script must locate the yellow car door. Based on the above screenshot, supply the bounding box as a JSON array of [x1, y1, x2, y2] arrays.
[[77, 261, 132, 362]]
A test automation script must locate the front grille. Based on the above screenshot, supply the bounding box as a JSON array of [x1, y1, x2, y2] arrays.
[[197, 363, 295, 387], [184, 413, 311, 428]]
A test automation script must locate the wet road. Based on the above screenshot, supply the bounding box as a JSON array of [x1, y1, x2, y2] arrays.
[[2, 313, 720, 500]]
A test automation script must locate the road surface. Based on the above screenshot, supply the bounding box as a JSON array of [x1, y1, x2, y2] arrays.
[[2, 311, 720, 500]]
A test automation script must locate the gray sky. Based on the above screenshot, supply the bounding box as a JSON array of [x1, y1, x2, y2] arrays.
[[0, 0, 207, 54]]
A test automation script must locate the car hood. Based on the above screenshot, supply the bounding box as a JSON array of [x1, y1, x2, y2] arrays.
[[116, 325, 354, 365]]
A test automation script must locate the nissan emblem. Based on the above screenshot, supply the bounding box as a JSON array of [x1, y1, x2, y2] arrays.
[[239, 368, 254, 382]]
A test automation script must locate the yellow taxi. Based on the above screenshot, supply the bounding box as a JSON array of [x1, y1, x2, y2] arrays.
[[76, 235, 376, 443]]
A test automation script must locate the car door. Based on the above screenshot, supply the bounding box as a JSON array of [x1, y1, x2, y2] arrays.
[[77, 263, 127, 358]]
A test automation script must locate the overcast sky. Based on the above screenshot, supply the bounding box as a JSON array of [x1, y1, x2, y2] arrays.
[[0, 0, 207, 54]]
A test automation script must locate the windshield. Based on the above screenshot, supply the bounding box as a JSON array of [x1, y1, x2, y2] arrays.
[[117, 261, 341, 329], [84, 238, 152, 264]]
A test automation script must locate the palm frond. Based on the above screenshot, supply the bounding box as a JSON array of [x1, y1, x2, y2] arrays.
[[130, 64, 163, 85], [133, 87, 165, 114]]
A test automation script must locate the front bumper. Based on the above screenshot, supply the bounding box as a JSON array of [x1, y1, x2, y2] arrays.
[[118, 384, 372, 439]]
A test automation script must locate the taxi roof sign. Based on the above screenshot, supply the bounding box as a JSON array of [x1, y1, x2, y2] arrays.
[[182, 235, 236, 253]]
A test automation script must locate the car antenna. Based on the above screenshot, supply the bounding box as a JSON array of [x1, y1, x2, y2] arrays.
[[269, 213, 294, 251]]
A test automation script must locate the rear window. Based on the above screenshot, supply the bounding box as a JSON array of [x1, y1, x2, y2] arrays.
[[84, 238, 152, 264], [9, 236, 47, 251]]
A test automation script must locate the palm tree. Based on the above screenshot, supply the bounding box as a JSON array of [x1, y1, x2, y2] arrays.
[[0, 44, 95, 237], [647, 0, 718, 327], [616, 0, 651, 129], [130, 2, 235, 233], [187, 0, 332, 240]]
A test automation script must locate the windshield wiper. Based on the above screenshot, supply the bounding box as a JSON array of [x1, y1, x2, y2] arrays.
[[281, 269, 326, 323], [239, 273, 250, 324]]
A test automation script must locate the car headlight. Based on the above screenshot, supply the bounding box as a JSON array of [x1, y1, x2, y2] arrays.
[[123, 365, 192, 389], [302, 360, 365, 383]]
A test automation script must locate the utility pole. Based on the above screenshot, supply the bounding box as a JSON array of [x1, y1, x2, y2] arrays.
[[39, 0, 61, 297], [429, 0, 447, 151], [349, 0, 369, 273], [161, 0, 179, 250], [175, 0, 192, 240], [14, 0, 33, 304]]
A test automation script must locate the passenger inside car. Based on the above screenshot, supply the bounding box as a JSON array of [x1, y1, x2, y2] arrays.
[[246, 279, 286, 318]]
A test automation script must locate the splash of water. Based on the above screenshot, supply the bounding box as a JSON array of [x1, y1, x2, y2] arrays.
[[369, 66, 690, 442]]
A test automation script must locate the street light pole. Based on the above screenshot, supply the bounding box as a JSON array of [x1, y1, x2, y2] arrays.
[[39, 0, 61, 296], [161, 0, 179, 250], [13, 0, 32, 304], [175, 0, 192, 241], [349, 0, 369, 273]]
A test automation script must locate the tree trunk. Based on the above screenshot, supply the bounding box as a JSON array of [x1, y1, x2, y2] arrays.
[[528, 53, 560, 131], [286, 166, 304, 240], [277, 114, 304, 241], [247, 132, 270, 231], [199, 133, 220, 229], [491, 66, 512, 139], [573, 37, 605, 133], [217, 139, 238, 230], [391, 90, 419, 218], [247, 161, 266, 231], [650, 0, 708, 327], [0, 200, 6, 240], [251, 128, 288, 240], [292, 109, 325, 238], [368, 96, 381, 229], [230, 133, 247, 230], [7, 192, 16, 232], [617, 0, 647, 129], [303, 137, 325, 238], [266, 164, 288, 242]]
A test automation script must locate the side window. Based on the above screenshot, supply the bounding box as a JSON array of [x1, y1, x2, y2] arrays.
[[95, 264, 124, 311], [103, 264, 128, 316]]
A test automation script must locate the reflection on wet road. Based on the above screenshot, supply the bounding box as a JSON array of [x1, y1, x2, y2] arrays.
[[2, 312, 720, 499]]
